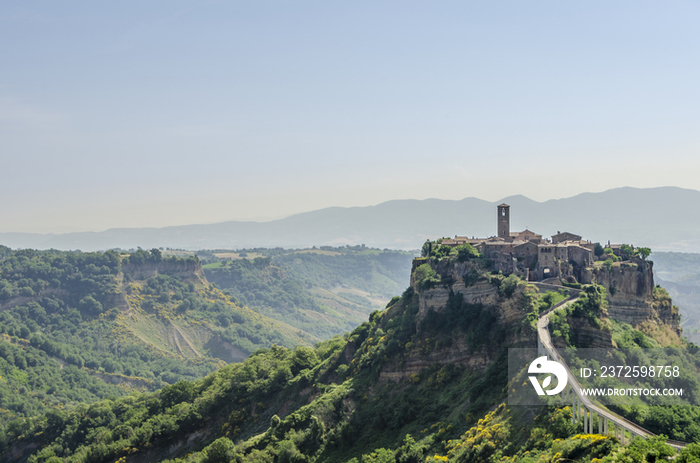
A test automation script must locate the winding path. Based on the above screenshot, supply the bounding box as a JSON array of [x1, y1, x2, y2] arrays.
[[533, 285, 687, 449]]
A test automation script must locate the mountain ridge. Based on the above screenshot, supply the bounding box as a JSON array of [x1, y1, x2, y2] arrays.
[[3, 186, 700, 252]]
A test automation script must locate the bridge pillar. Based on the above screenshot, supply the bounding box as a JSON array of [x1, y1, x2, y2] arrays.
[[578, 396, 581, 423], [537, 337, 546, 356], [615, 424, 618, 440], [621, 428, 625, 445], [571, 395, 575, 424], [605, 418, 608, 435], [583, 408, 588, 433], [598, 415, 602, 434]]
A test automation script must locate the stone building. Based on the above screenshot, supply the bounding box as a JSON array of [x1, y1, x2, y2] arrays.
[[442, 203, 595, 282], [551, 231, 582, 244]]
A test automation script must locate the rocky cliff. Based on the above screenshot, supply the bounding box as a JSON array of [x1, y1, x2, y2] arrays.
[[553, 317, 615, 349], [379, 257, 535, 382], [388, 256, 683, 383], [410, 257, 533, 332], [411, 259, 501, 319], [582, 259, 681, 335]]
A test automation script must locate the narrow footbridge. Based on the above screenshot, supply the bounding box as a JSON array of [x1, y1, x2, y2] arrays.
[[532, 283, 687, 449]]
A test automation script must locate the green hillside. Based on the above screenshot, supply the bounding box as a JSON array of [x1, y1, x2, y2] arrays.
[[4, 250, 697, 463], [201, 247, 415, 340], [0, 246, 311, 427]]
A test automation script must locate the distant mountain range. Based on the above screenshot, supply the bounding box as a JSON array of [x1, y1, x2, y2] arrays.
[[3, 186, 700, 252]]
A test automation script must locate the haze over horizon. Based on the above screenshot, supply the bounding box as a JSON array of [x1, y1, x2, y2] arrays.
[[1, 186, 695, 235], [3, 2, 700, 234]]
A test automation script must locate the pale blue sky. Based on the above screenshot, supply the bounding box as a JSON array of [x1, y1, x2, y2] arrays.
[[2, 1, 700, 232]]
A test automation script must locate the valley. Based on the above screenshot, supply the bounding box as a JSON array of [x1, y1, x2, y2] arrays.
[[0, 245, 412, 431], [1, 239, 699, 462]]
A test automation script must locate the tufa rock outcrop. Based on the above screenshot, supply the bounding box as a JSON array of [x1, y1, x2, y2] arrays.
[[582, 259, 680, 335], [379, 258, 536, 382]]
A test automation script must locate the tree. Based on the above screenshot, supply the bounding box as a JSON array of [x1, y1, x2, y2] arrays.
[[205, 437, 236, 463], [396, 434, 426, 463], [413, 264, 440, 291], [292, 346, 318, 372], [603, 247, 619, 262], [678, 442, 700, 463], [636, 247, 652, 260], [78, 295, 103, 316], [421, 240, 432, 258], [620, 244, 635, 261], [594, 242, 604, 257], [160, 380, 195, 408], [19, 286, 35, 297], [150, 248, 163, 262], [0, 282, 13, 301], [455, 244, 480, 261], [500, 274, 520, 298], [126, 249, 149, 265], [615, 435, 674, 462]]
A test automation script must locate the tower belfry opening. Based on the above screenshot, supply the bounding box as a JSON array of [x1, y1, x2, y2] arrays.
[[498, 203, 510, 238]]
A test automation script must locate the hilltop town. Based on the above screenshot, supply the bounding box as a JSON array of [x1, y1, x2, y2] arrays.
[[440, 203, 631, 282]]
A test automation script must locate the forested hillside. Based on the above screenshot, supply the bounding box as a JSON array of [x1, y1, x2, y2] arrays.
[[5, 248, 698, 462], [0, 246, 309, 428], [201, 247, 414, 340]]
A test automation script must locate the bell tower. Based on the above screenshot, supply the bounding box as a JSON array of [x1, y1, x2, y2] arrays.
[[497, 203, 510, 238]]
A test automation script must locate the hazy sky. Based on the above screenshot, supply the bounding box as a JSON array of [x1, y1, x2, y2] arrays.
[[2, 1, 700, 233]]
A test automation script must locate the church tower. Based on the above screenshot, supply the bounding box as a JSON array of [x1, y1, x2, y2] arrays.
[[497, 203, 510, 238]]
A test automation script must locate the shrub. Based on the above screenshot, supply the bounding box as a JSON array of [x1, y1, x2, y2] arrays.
[[500, 275, 520, 298], [455, 244, 480, 261], [603, 259, 614, 271], [463, 269, 480, 287], [205, 437, 237, 463], [413, 264, 441, 292]]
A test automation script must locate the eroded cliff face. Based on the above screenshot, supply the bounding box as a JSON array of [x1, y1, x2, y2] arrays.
[[380, 258, 535, 382], [378, 336, 497, 382], [416, 282, 527, 329], [410, 258, 503, 320], [581, 260, 680, 335], [551, 317, 615, 349], [385, 256, 683, 384]]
